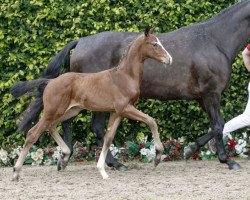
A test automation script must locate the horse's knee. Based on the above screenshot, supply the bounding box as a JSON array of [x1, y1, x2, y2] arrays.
[[212, 126, 223, 139]]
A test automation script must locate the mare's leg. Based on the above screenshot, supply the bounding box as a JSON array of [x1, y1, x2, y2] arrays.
[[49, 126, 71, 171], [91, 112, 127, 171], [185, 93, 241, 170], [121, 105, 164, 167], [12, 119, 48, 181], [62, 117, 74, 156], [97, 113, 121, 179], [184, 128, 214, 158]]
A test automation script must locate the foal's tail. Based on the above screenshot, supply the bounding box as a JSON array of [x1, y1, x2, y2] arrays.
[[10, 78, 49, 132], [11, 40, 78, 132], [10, 78, 48, 99]]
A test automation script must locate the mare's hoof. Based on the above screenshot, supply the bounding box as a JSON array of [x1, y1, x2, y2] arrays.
[[116, 163, 128, 171], [57, 158, 67, 171], [183, 146, 193, 160], [229, 162, 242, 170]]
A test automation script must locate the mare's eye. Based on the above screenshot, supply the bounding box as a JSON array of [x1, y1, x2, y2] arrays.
[[153, 43, 158, 47]]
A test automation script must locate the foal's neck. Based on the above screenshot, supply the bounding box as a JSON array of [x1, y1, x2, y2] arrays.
[[118, 36, 145, 81]]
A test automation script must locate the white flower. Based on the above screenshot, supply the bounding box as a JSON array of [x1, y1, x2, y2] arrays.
[[10, 149, 18, 159], [146, 145, 156, 162], [235, 139, 247, 154], [31, 152, 40, 161], [0, 149, 9, 164], [44, 159, 52, 166], [10, 146, 22, 159], [56, 146, 62, 151], [109, 144, 120, 158], [178, 137, 185, 145], [140, 148, 148, 156], [52, 146, 62, 160], [242, 132, 247, 139], [239, 152, 248, 158], [31, 160, 42, 166], [238, 139, 246, 147], [200, 151, 205, 157], [139, 136, 148, 144], [36, 148, 44, 160], [140, 144, 157, 162], [161, 154, 167, 161], [206, 150, 211, 156]]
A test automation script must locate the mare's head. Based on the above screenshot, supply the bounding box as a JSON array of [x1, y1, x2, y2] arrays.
[[141, 27, 172, 65]]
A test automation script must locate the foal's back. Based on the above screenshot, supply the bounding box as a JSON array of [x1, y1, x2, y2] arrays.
[[43, 70, 128, 114]]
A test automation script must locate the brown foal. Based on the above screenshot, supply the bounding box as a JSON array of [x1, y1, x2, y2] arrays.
[[12, 27, 172, 180]]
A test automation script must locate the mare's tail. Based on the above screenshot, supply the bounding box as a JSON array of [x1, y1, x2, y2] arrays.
[[42, 40, 79, 79], [11, 40, 78, 132]]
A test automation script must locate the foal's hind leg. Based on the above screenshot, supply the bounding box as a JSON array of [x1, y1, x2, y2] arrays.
[[97, 113, 121, 179], [121, 105, 164, 167], [12, 119, 48, 181], [49, 126, 71, 171]]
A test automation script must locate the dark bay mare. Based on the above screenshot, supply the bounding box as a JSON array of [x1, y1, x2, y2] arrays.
[[11, 0, 250, 171], [11, 28, 172, 181]]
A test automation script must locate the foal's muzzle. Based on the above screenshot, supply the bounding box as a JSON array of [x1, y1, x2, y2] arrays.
[[161, 54, 173, 66]]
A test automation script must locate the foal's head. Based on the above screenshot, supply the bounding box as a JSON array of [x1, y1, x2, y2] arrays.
[[141, 27, 172, 65]]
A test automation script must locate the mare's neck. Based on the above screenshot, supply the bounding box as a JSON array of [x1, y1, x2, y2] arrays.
[[208, 1, 250, 63]]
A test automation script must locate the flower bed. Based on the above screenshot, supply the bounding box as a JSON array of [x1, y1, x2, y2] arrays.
[[0, 133, 249, 167]]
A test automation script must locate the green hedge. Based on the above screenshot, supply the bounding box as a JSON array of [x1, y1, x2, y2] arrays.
[[0, 0, 247, 147]]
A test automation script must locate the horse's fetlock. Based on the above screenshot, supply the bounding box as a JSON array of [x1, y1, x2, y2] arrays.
[[218, 153, 228, 163]]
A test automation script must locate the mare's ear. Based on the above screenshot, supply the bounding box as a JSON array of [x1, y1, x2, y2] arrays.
[[144, 27, 155, 37]]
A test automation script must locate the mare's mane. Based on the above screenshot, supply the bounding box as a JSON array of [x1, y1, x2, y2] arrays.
[[178, 0, 248, 32]]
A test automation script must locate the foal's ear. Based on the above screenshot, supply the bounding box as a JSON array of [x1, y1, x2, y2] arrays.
[[144, 27, 155, 37]]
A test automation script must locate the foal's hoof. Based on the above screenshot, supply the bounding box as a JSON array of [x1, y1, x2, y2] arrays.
[[102, 174, 110, 180], [228, 161, 242, 170], [154, 149, 163, 167], [57, 158, 67, 171], [183, 146, 193, 160], [116, 163, 128, 171], [12, 174, 19, 182], [154, 157, 161, 167]]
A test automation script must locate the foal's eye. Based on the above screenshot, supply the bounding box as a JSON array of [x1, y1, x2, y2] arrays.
[[153, 43, 158, 47]]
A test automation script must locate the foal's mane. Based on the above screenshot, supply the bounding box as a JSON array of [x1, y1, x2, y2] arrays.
[[112, 34, 143, 71]]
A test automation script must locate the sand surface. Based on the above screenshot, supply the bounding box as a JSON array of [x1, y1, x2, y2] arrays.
[[0, 160, 250, 200]]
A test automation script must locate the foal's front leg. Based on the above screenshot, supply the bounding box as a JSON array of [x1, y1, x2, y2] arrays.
[[122, 105, 164, 167], [91, 111, 127, 171], [97, 113, 121, 179]]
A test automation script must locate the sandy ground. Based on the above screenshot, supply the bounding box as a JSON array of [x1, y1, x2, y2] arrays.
[[0, 160, 250, 200]]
